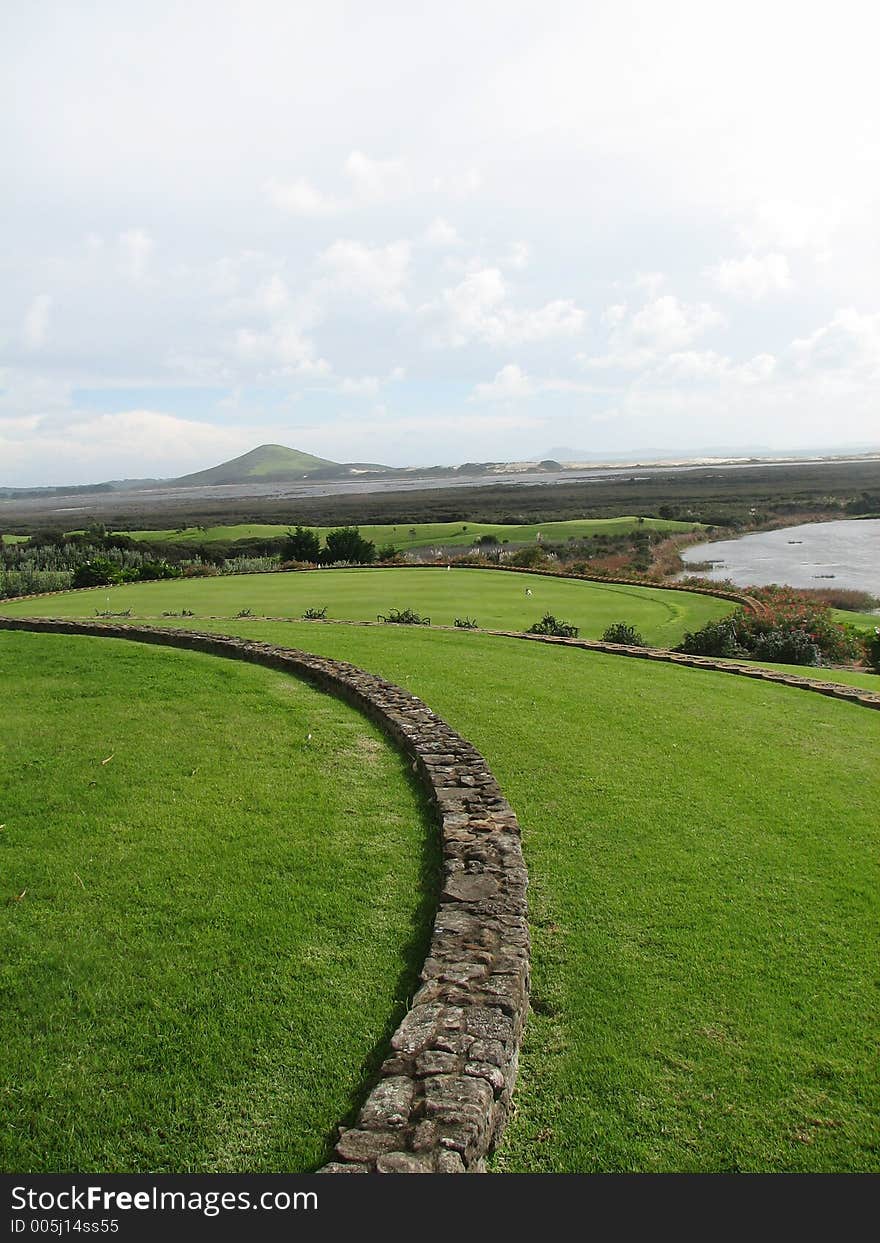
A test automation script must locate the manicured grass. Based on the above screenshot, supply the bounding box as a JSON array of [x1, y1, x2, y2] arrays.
[[120, 515, 703, 550], [142, 617, 878, 1173], [0, 567, 733, 648], [734, 661, 880, 692], [832, 608, 880, 632], [0, 631, 435, 1173], [0, 535, 29, 544]]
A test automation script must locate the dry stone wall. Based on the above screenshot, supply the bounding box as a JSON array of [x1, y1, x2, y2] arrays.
[[0, 617, 530, 1174]]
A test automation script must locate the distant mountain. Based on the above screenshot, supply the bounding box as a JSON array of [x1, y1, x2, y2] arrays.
[[167, 444, 344, 487]]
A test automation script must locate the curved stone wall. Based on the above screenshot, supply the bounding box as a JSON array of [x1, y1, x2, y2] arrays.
[[0, 617, 529, 1174]]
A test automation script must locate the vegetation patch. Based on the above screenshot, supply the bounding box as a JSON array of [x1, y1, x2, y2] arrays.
[[678, 587, 865, 666], [601, 622, 646, 646], [0, 568, 736, 648], [527, 613, 579, 638], [0, 631, 434, 1173], [378, 607, 431, 626], [168, 618, 880, 1173]]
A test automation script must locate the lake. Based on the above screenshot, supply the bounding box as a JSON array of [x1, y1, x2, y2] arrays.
[[680, 518, 880, 597]]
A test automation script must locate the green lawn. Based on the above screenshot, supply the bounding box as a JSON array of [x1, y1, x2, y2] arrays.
[[120, 515, 703, 550], [0, 567, 733, 649], [0, 631, 435, 1173], [832, 608, 880, 632], [127, 616, 877, 1173], [4, 578, 877, 1172], [734, 661, 880, 692]]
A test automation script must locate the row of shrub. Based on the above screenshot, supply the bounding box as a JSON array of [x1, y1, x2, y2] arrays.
[[676, 590, 868, 667]]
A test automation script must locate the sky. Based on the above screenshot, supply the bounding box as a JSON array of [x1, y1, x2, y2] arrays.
[[2, 0, 880, 485]]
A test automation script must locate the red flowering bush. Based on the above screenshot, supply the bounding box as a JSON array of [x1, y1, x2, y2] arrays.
[[678, 585, 863, 666], [742, 586, 862, 665]]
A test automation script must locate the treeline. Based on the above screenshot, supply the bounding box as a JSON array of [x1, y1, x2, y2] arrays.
[[0, 523, 388, 598]]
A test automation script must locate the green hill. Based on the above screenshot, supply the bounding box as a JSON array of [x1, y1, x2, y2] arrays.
[[169, 444, 342, 487]]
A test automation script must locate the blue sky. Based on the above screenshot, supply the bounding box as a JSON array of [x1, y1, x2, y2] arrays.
[[2, 0, 879, 484]]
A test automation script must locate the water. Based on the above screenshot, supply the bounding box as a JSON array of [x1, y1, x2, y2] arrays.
[[681, 519, 880, 596]]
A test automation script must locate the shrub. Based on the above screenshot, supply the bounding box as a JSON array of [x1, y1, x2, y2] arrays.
[[748, 627, 821, 666], [509, 545, 546, 567], [677, 590, 862, 666], [602, 622, 646, 646], [454, 616, 478, 629], [283, 526, 321, 562], [72, 558, 122, 588], [864, 629, 880, 673], [377, 607, 430, 625], [235, 608, 253, 618], [322, 527, 376, 565], [677, 617, 740, 658], [527, 613, 579, 638], [302, 606, 327, 620]]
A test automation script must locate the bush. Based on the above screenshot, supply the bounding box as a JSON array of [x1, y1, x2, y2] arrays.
[[302, 606, 327, 620], [677, 617, 740, 658], [509, 545, 546, 567], [454, 616, 478, 629], [864, 629, 880, 673], [322, 527, 376, 564], [377, 607, 430, 625], [72, 558, 122, 588], [748, 627, 821, 666], [677, 590, 863, 666], [283, 526, 322, 562], [602, 622, 646, 646], [527, 613, 579, 638]]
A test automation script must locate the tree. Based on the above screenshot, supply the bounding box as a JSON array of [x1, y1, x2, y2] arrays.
[[283, 526, 321, 562], [72, 558, 122, 588], [321, 527, 376, 564]]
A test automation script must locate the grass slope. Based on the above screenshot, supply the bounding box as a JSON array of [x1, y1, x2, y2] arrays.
[[170, 444, 337, 487], [832, 608, 880, 633], [122, 515, 703, 549], [0, 631, 434, 1173], [144, 617, 878, 1173], [0, 567, 733, 648]]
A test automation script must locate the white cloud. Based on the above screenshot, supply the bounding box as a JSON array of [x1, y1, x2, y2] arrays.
[[233, 323, 329, 376], [711, 253, 793, 300], [118, 229, 155, 282], [472, 363, 535, 401], [423, 217, 462, 247], [0, 408, 270, 485], [739, 199, 844, 254], [791, 309, 880, 375], [583, 296, 724, 371], [424, 267, 586, 347], [23, 294, 52, 349], [658, 350, 777, 384], [629, 296, 724, 352], [343, 150, 410, 202], [317, 239, 412, 310], [264, 176, 343, 217], [266, 151, 411, 218]]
